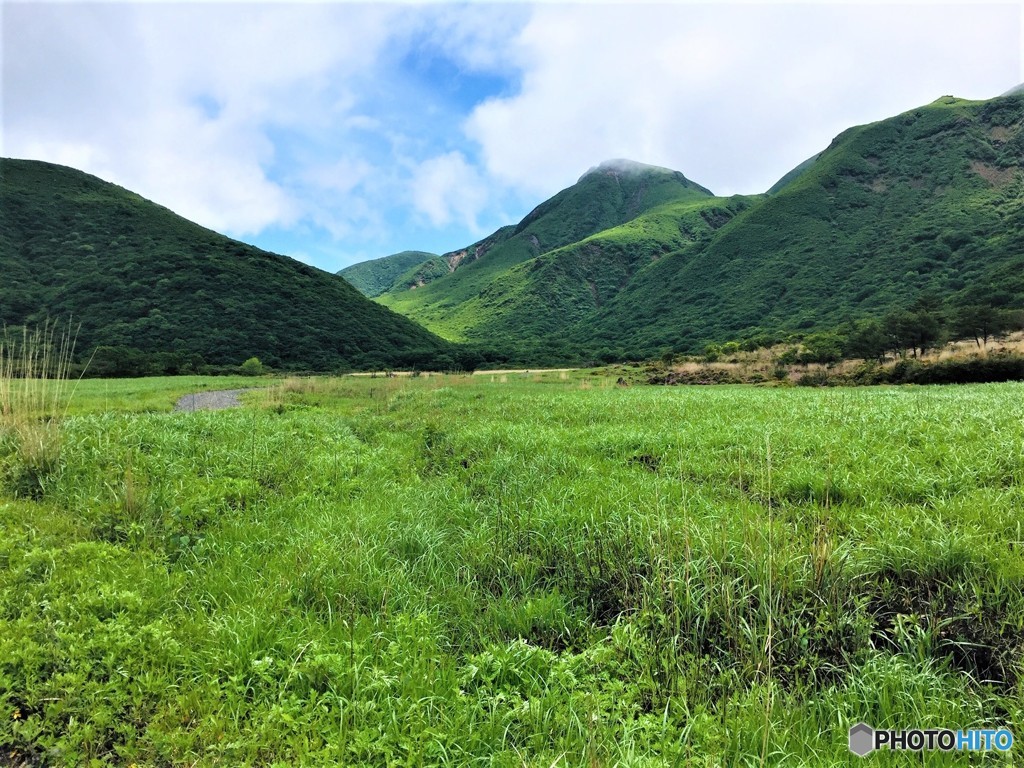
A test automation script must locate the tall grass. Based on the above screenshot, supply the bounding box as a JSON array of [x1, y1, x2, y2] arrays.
[[0, 321, 79, 497]]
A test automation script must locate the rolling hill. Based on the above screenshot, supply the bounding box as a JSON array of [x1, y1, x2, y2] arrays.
[[367, 90, 1024, 360], [0, 159, 453, 371]]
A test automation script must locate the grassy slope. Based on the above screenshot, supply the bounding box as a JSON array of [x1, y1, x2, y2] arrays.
[[766, 152, 822, 194], [2, 376, 1022, 764], [575, 94, 1024, 355], [379, 161, 713, 341], [0, 160, 450, 369], [337, 250, 438, 298]]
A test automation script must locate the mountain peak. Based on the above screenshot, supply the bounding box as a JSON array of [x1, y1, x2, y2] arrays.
[[1002, 83, 1024, 97], [577, 159, 713, 197], [579, 158, 679, 182]]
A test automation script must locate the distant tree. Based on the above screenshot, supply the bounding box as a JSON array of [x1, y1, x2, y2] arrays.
[[776, 347, 799, 366], [844, 319, 889, 361], [953, 303, 1018, 347], [454, 348, 484, 374], [721, 341, 741, 357], [432, 354, 455, 372], [703, 343, 722, 363], [884, 310, 914, 357], [240, 356, 265, 376], [797, 332, 844, 365], [88, 346, 145, 377], [179, 353, 206, 375], [885, 295, 945, 357]]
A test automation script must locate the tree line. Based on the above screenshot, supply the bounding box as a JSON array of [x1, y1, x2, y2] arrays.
[[704, 292, 1022, 366]]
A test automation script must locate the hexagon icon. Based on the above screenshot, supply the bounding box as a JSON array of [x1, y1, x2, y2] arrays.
[[849, 722, 875, 757]]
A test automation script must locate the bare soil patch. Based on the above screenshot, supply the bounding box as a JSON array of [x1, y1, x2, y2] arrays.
[[173, 389, 251, 412]]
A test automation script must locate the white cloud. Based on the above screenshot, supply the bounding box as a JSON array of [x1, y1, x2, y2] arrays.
[[2, 1, 1020, 271], [466, 3, 1022, 198], [411, 151, 489, 229], [2, 3, 402, 236], [411, 3, 532, 74], [303, 157, 375, 197], [297, 156, 386, 241]]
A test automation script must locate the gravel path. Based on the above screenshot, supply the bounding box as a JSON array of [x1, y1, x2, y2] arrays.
[[173, 389, 252, 412]]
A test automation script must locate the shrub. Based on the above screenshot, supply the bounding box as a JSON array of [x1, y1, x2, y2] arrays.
[[902, 354, 1024, 385], [796, 369, 832, 387], [240, 357, 265, 376]]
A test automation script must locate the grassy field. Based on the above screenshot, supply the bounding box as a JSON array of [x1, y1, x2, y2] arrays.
[[2, 374, 1022, 766]]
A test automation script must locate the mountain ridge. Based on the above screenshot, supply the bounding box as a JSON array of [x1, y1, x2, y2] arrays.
[[570, 90, 1024, 355], [5, 88, 1022, 372], [377, 161, 715, 340]]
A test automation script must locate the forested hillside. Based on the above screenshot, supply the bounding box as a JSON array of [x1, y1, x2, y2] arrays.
[[576, 93, 1024, 356], [0, 160, 453, 372], [5, 90, 1022, 373]]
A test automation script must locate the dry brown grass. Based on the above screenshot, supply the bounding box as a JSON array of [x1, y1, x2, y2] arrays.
[[929, 330, 1024, 359], [663, 331, 1024, 384]]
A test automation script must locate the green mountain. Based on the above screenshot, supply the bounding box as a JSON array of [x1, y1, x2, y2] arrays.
[[576, 92, 1024, 355], [0, 159, 452, 371], [432, 194, 760, 344], [378, 160, 714, 341], [9, 90, 1020, 373], [369, 91, 1024, 360], [392, 253, 464, 292], [338, 250, 437, 297]]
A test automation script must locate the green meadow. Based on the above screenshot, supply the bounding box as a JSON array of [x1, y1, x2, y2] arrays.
[[2, 374, 1023, 766]]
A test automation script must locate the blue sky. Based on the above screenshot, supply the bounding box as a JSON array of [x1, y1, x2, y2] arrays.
[[3, 2, 1022, 273]]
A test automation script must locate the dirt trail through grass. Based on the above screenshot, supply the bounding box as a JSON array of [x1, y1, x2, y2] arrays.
[[173, 389, 251, 412]]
